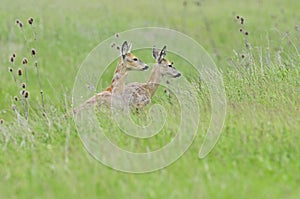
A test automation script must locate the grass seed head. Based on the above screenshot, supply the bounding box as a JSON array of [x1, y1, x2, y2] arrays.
[[22, 58, 28, 64], [21, 90, 26, 96], [18, 68, 22, 76], [31, 48, 36, 56], [28, 17, 34, 25], [240, 17, 244, 24], [24, 91, 29, 99]]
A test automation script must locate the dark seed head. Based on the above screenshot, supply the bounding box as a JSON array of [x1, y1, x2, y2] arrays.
[[16, 19, 20, 24], [241, 54, 245, 59], [111, 42, 116, 48], [239, 28, 243, 32], [40, 90, 43, 94], [22, 58, 28, 64], [14, 96, 18, 101], [12, 53, 16, 58], [8, 67, 13, 73], [240, 17, 244, 24], [115, 33, 119, 38], [21, 83, 26, 89], [19, 22, 23, 28], [28, 17, 33, 25], [18, 68, 22, 76], [10, 56, 14, 63], [31, 48, 36, 56], [0, 119, 4, 124], [116, 46, 120, 50], [236, 16, 240, 19], [245, 31, 249, 36], [21, 90, 26, 96], [24, 91, 29, 99]]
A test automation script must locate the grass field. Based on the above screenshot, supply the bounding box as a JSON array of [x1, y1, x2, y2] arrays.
[[0, 0, 300, 198]]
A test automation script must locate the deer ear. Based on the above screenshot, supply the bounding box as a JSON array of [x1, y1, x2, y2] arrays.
[[158, 45, 167, 63], [121, 41, 129, 57], [153, 46, 159, 59]]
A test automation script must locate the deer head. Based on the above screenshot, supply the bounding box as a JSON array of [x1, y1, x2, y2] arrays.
[[152, 45, 181, 78], [121, 41, 149, 71]]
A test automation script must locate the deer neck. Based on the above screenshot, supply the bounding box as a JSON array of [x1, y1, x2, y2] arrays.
[[145, 63, 163, 97], [105, 57, 126, 93]]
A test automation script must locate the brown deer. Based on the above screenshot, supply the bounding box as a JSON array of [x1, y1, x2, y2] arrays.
[[121, 45, 181, 109], [73, 41, 148, 115], [104, 41, 148, 93]]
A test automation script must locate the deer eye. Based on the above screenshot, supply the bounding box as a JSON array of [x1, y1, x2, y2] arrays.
[[133, 58, 138, 61], [168, 64, 172, 67]]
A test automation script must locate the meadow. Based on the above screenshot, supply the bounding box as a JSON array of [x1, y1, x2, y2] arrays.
[[0, 0, 299, 198]]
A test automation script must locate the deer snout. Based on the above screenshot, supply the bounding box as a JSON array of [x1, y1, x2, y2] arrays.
[[143, 65, 149, 70], [174, 73, 181, 78]]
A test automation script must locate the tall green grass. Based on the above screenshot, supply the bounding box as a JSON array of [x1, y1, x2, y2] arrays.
[[0, 0, 299, 198]]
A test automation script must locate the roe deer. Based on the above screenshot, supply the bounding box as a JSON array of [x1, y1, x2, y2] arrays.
[[121, 45, 181, 109], [73, 41, 148, 115]]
